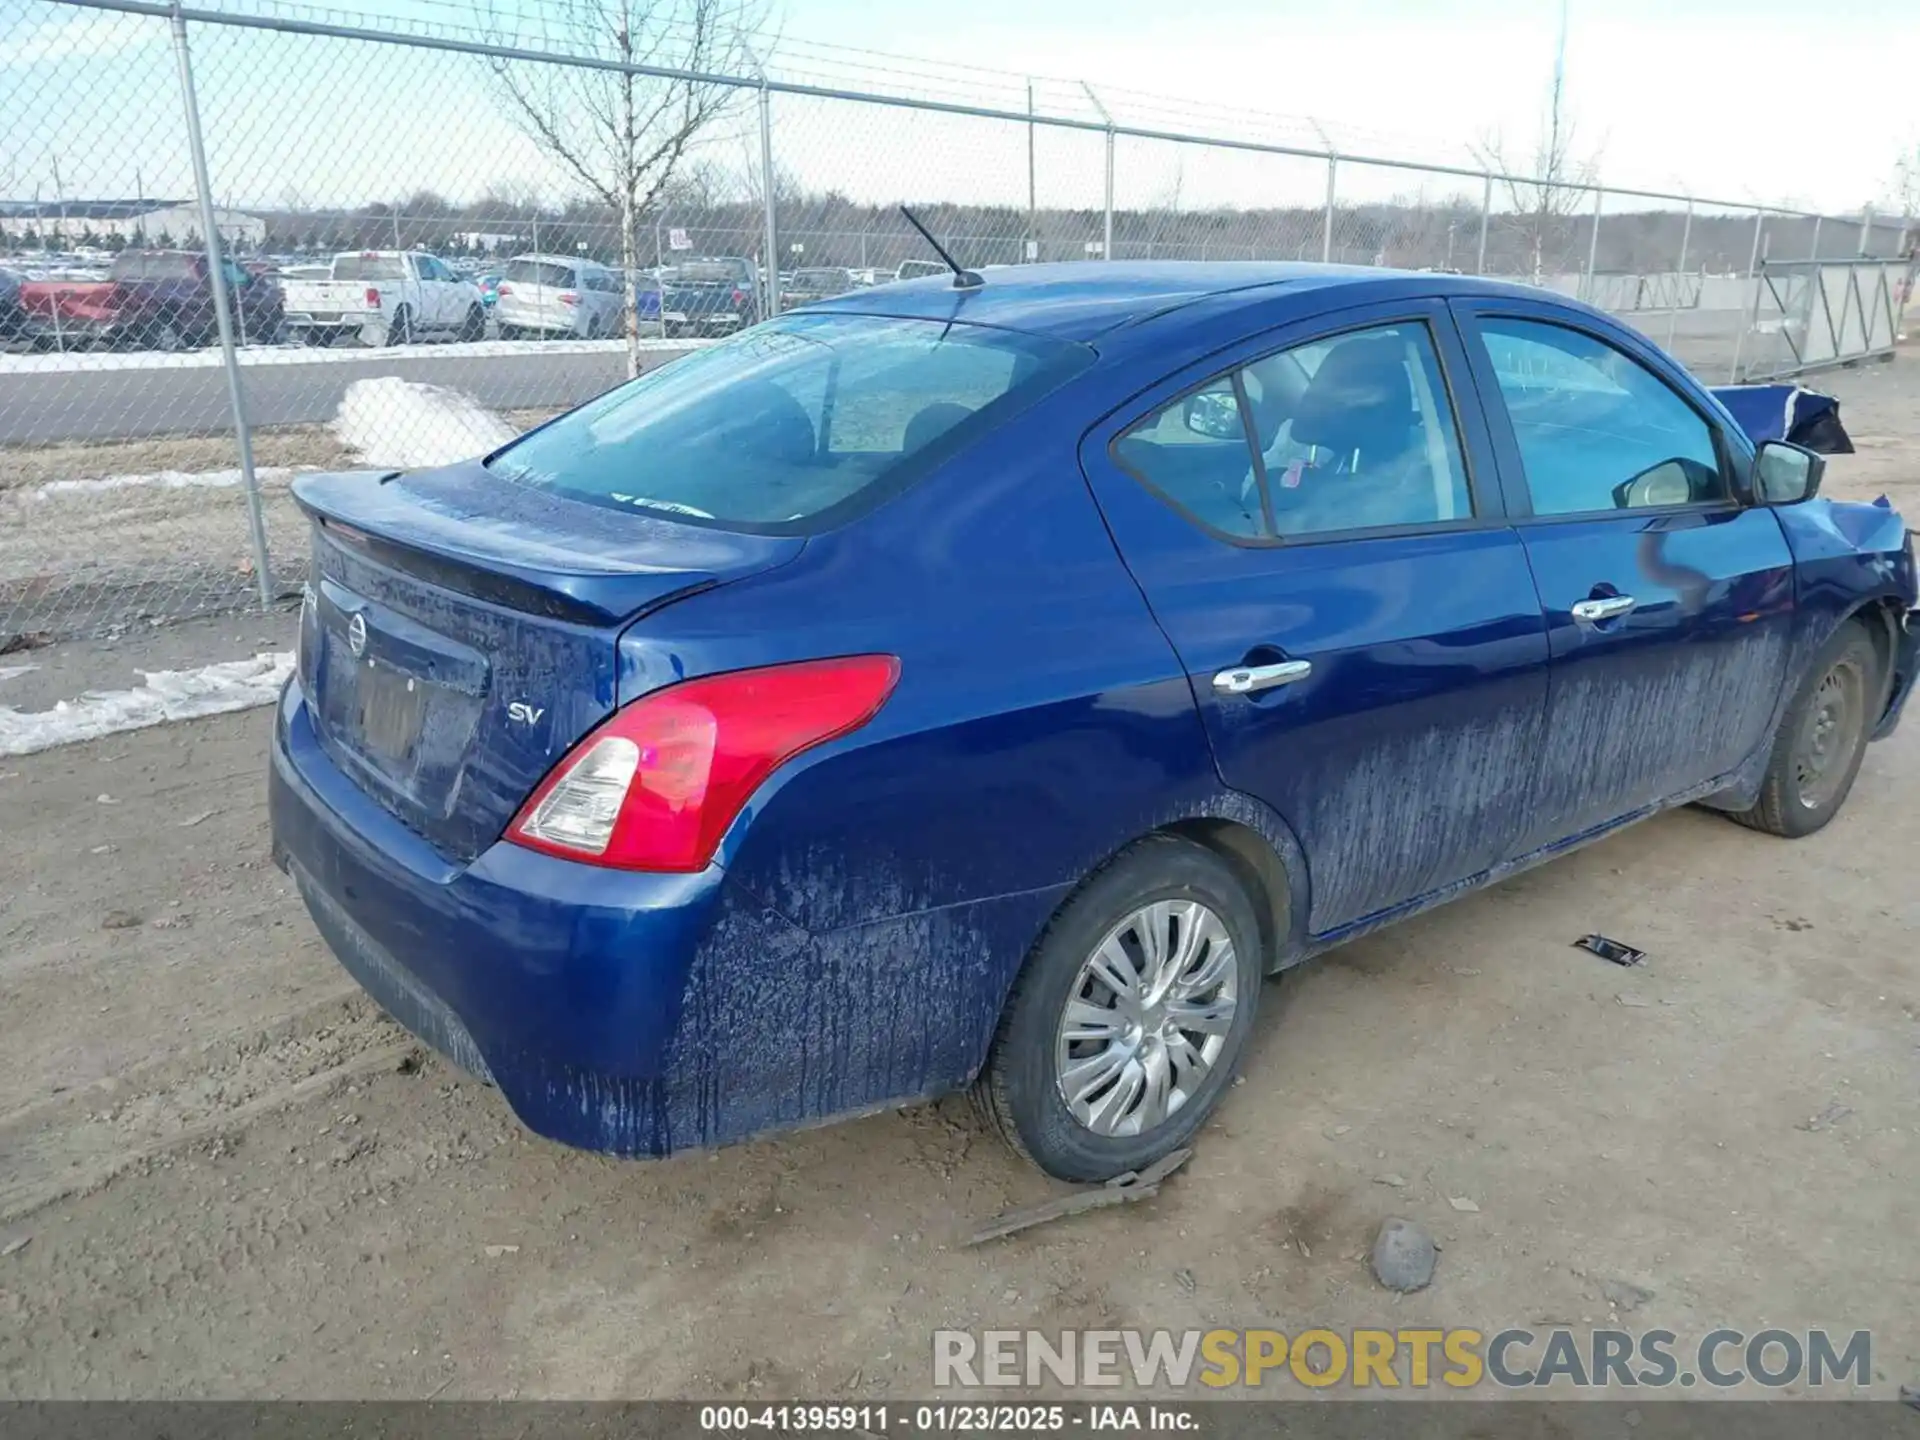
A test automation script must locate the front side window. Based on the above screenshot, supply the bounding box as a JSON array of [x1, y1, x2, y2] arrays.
[[486, 314, 1093, 531], [1476, 318, 1724, 514], [1114, 322, 1472, 541]]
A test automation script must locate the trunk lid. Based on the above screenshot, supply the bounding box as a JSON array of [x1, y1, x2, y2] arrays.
[[294, 462, 802, 862]]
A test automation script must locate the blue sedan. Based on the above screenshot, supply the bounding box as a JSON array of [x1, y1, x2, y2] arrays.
[[270, 263, 1918, 1180]]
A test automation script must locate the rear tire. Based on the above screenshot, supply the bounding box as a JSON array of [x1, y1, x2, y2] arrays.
[[972, 835, 1263, 1181], [146, 317, 184, 352], [387, 306, 414, 346], [1728, 620, 1880, 837], [458, 304, 485, 343]]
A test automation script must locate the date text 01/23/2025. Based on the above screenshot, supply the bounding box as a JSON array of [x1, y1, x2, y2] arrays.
[[699, 1403, 1201, 1432]]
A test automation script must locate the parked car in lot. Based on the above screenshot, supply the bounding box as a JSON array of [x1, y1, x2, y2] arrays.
[[781, 266, 855, 311], [281, 250, 486, 347], [0, 267, 26, 342], [894, 258, 951, 281], [475, 273, 502, 309], [19, 248, 283, 351], [495, 254, 624, 340], [659, 257, 760, 336], [271, 263, 1917, 1181]]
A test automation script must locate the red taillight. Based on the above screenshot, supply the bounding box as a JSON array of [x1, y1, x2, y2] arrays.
[[557, 290, 580, 306], [364, 286, 381, 307], [506, 655, 900, 872], [497, 282, 514, 296], [731, 287, 746, 304]]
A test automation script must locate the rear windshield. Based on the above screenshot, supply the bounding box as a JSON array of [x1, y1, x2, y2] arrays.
[[502, 258, 575, 287], [110, 252, 197, 281], [486, 313, 1093, 532], [330, 255, 408, 281], [669, 261, 743, 285]]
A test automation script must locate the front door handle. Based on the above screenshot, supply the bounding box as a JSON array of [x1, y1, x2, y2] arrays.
[[1571, 595, 1637, 627], [1213, 659, 1312, 695]]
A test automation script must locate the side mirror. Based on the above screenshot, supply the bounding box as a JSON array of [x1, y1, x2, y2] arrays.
[[1752, 440, 1825, 506], [1611, 458, 1695, 509], [1183, 389, 1242, 442]]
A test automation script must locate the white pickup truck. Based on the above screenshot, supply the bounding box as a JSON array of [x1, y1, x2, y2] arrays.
[[280, 251, 486, 346]]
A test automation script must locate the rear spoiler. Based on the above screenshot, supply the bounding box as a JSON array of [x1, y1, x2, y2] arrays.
[[1710, 384, 1855, 455]]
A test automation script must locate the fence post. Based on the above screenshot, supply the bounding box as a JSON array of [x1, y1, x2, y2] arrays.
[[1809, 214, 1822, 262], [1857, 205, 1873, 256], [1103, 127, 1115, 260], [1583, 186, 1603, 297], [1665, 198, 1692, 352], [168, 1, 272, 610], [1728, 208, 1765, 383], [757, 81, 780, 316], [1321, 156, 1337, 263], [1475, 173, 1491, 275], [1025, 79, 1037, 264]]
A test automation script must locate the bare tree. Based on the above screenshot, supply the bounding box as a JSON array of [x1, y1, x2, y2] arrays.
[[1471, 0, 1598, 282], [486, 0, 766, 376]]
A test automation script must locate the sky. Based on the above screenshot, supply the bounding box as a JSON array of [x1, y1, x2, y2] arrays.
[[3, 0, 1914, 222]]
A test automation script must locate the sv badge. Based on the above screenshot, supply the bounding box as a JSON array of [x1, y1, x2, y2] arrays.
[[507, 702, 546, 726]]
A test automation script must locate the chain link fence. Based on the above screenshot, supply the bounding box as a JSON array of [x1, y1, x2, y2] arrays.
[[3, 0, 1916, 648]]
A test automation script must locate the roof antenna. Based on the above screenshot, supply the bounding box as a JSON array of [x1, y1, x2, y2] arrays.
[[899, 206, 983, 290]]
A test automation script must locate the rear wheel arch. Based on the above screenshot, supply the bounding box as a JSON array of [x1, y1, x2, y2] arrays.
[[1159, 816, 1296, 975]]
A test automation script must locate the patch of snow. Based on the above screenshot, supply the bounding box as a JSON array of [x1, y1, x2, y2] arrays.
[[36, 466, 299, 499], [0, 665, 38, 685], [333, 376, 519, 470], [0, 651, 293, 757], [0, 336, 706, 375]]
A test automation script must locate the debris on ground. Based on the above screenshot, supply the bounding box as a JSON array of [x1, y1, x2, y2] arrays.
[[100, 909, 141, 930], [1370, 1218, 1437, 1292], [964, 1148, 1192, 1246], [1574, 934, 1647, 967], [1448, 1196, 1480, 1212], [176, 810, 219, 828], [483, 1244, 520, 1258], [1797, 1101, 1854, 1132], [1602, 1278, 1655, 1312], [0, 1236, 29, 1259], [1374, 1173, 1408, 1188]]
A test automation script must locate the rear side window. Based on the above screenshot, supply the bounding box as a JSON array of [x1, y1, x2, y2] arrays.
[[1115, 322, 1471, 541], [486, 314, 1093, 532], [1475, 318, 1724, 514], [502, 259, 575, 287], [330, 255, 408, 282]]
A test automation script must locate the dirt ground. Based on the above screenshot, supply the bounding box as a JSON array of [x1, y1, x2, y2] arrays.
[[1, 360, 1917, 1402]]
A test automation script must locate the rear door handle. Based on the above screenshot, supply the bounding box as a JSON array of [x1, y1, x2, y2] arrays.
[[1213, 660, 1312, 694], [1571, 595, 1636, 627]]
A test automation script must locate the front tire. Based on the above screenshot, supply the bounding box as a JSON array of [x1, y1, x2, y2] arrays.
[[458, 304, 486, 343], [973, 835, 1263, 1181], [386, 306, 414, 346], [1730, 620, 1880, 837]]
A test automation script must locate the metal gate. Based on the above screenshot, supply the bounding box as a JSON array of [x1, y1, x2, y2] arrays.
[[1737, 257, 1915, 382]]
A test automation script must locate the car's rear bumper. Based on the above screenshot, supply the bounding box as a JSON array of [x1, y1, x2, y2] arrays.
[[270, 675, 1037, 1156], [1871, 607, 1919, 741], [269, 676, 731, 1154]]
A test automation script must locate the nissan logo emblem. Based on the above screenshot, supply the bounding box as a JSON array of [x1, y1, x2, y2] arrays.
[[347, 612, 368, 658]]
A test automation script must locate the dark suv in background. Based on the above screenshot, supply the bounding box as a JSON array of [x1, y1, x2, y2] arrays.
[[659, 257, 760, 337]]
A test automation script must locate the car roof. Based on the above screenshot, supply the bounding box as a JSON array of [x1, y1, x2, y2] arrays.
[[804, 261, 1556, 343]]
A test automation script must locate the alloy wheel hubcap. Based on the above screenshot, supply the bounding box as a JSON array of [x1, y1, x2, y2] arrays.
[[1793, 660, 1863, 810], [1054, 899, 1238, 1137]]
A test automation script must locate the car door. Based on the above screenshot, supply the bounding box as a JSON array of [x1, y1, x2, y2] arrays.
[[1451, 300, 1795, 849], [1079, 301, 1550, 937]]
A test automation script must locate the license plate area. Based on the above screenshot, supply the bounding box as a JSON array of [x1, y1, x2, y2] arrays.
[[355, 663, 428, 765]]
